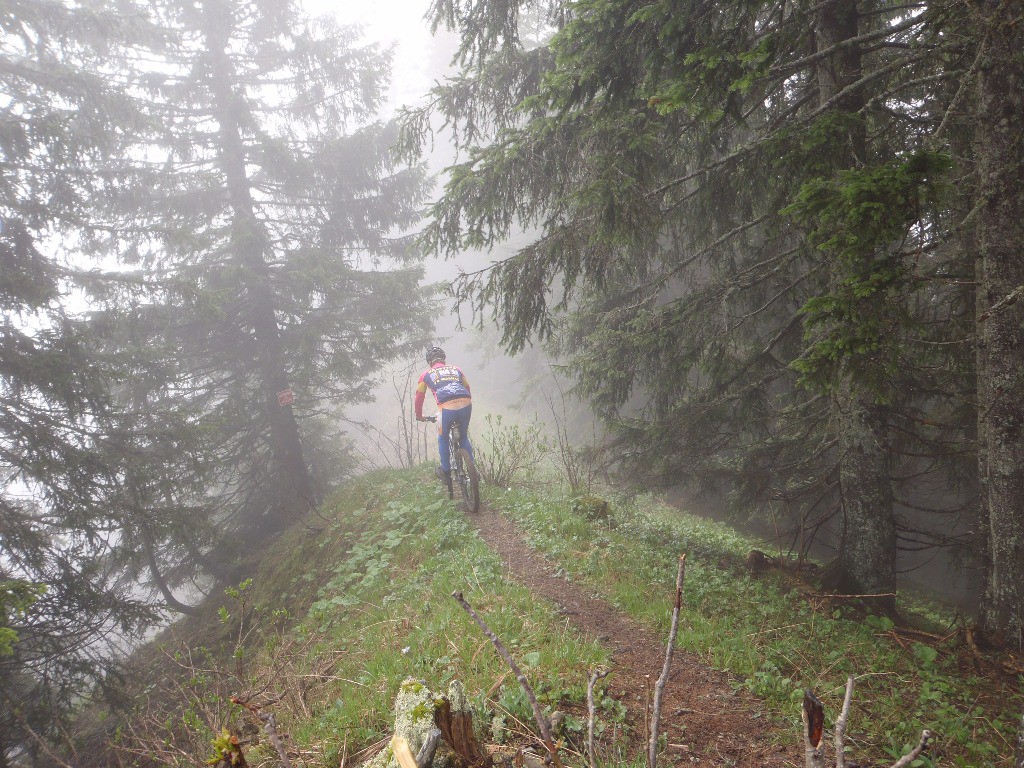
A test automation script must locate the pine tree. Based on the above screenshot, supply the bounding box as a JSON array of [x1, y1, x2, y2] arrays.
[[405, 0, 975, 605], [100, 0, 435, 536], [972, 0, 1024, 641], [1, 0, 159, 758]]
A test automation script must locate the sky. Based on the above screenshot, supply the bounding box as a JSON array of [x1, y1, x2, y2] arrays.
[[303, 0, 440, 110]]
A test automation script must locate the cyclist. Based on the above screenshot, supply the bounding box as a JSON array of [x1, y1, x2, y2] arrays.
[[415, 346, 474, 484]]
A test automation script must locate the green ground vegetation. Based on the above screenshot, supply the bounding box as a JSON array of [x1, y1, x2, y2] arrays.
[[488, 482, 1022, 767], [102, 455, 1020, 768], [106, 469, 613, 767]]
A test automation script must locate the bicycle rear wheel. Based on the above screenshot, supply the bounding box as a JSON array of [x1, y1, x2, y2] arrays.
[[445, 424, 459, 499], [456, 448, 480, 513]]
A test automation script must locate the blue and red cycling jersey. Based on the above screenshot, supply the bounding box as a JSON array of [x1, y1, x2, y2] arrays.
[[415, 361, 471, 419]]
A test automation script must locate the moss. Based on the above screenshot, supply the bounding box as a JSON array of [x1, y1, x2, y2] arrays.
[[401, 679, 426, 694], [571, 494, 611, 521], [364, 678, 438, 768]]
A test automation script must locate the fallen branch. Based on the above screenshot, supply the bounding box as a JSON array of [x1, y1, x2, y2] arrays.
[[452, 590, 563, 768], [817, 592, 897, 600], [889, 730, 933, 768], [648, 554, 686, 768], [231, 697, 293, 768], [587, 667, 610, 768]]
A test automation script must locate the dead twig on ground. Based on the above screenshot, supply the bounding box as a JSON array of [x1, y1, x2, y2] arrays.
[[586, 667, 610, 768], [648, 554, 686, 768], [818, 592, 897, 600], [452, 590, 563, 768], [231, 696, 294, 768]]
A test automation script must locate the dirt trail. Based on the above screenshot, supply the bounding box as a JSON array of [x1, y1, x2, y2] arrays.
[[468, 506, 802, 768]]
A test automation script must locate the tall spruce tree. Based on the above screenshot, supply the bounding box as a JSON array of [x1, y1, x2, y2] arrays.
[[405, 0, 976, 606], [101, 0, 435, 537], [1, 0, 159, 760], [972, 0, 1024, 641]]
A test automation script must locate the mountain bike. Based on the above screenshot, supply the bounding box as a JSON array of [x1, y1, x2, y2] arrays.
[[425, 414, 480, 513]]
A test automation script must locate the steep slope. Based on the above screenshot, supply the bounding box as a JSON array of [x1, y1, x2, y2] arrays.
[[83, 468, 1020, 768]]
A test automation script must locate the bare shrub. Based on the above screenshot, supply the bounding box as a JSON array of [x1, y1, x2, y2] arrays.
[[474, 414, 548, 487], [542, 385, 607, 493], [346, 357, 435, 471], [107, 584, 338, 768]]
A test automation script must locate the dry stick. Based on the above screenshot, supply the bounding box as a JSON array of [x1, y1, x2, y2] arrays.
[[231, 697, 294, 768], [834, 676, 855, 768], [416, 728, 442, 768], [392, 736, 419, 768], [817, 592, 897, 600], [642, 676, 651, 753], [889, 730, 933, 768], [452, 590, 564, 768], [587, 667, 611, 768], [648, 554, 687, 768]]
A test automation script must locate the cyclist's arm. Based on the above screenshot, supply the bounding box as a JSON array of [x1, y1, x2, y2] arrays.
[[414, 376, 428, 420], [461, 371, 471, 394]]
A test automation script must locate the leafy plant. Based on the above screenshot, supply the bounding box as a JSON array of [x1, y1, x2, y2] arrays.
[[0, 581, 46, 657]]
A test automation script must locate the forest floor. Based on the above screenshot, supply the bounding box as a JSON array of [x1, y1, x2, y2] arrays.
[[468, 503, 802, 767], [86, 468, 1020, 768]]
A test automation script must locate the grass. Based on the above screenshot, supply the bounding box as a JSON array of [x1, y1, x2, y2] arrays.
[[108, 468, 612, 767], [487, 483, 1022, 767], [100, 464, 1020, 768]]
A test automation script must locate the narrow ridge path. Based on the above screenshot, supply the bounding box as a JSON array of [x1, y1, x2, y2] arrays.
[[468, 505, 801, 768]]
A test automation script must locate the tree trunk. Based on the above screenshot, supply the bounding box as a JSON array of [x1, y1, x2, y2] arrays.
[[815, 1, 897, 608], [201, 0, 318, 521], [974, 0, 1024, 643]]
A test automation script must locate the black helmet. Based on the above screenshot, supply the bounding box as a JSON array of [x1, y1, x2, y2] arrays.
[[426, 346, 446, 365]]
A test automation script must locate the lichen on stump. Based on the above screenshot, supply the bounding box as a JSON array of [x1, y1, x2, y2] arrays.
[[364, 679, 442, 768], [363, 680, 492, 768]]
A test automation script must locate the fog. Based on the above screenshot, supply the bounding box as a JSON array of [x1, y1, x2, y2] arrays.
[[295, 2, 976, 608], [290, 0, 577, 470]]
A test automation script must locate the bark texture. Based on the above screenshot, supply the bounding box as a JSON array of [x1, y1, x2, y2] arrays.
[[975, 0, 1024, 642]]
